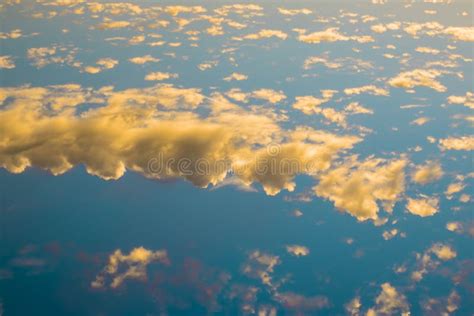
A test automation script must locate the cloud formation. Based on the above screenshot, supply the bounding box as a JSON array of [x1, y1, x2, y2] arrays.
[[91, 247, 169, 289], [314, 156, 407, 222]]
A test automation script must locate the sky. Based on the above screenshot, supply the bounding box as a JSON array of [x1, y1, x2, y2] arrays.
[[0, 0, 473, 315]]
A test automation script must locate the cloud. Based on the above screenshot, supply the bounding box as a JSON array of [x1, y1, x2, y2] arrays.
[[97, 20, 131, 29], [145, 72, 178, 81], [438, 136, 474, 151], [237, 29, 288, 41], [298, 28, 349, 43], [446, 221, 463, 233], [406, 196, 439, 217], [128, 55, 160, 64], [0, 84, 360, 196], [382, 229, 399, 240], [251, 89, 286, 104], [241, 251, 280, 289], [388, 69, 446, 92], [0, 56, 15, 69], [366, 283, 410, 316], [91, 246, 169, 289], [447, 92, 474, 109], [197, 60, 218, 71], [275, 292, 330, 312], [286, 245, 309, 257], [344, 85, 389, 96], [421, 290, 460, 316], [345, 296, 362, 316], [443, 26, 474, 42], [277, 8, 312, 16], [83, 58, 118, 74], [430, 243, 457, 261], [370, 22, 400, 33], [27, 47, 58, 68], [164, 5, 206, 16], [410, 117, 431, 126], [411, 161, 443, 184], [445, 182, 465, 197], [345, 102, 373, 115], [223, 72, 248, 81], [411, 243, 457, 282], [292, 91, 337, 115], [314, 156, 407, 222], [298, 28, 373, 44], [303, 56, 341, 70], [0, 28, 22, 39], [415, 46, 440, 54]]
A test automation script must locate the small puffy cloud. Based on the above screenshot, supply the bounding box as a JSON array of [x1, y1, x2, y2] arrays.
[[223, 73, 248, 81], [388, 69, 446, 92], [314, 156, 407, 222], [443, 26, 474, 42], [241, 250, 280, 289], [345, 296, 362, 316], [145, 72, 178, 81], [164, 5, 206, 16], [344, 85, 389, 96], [421, 290, 460, 316], [91, 246, 169, 289], [225, 88, 249, 103], [403, 22, 444, 37], [197, 60, 218, 71], [430, 243, 456, 261], [84, 58, 118, 74], [415, 46, 440, 54], [251, 89, 286, 104], [382, 229, 398, 240], [277, 8, 312, 16], [0, 28, 22, 39], [367, 283, 410, 316], [411, 242, 457, 282], [445, 182, 465, 197], [27, 47, 57, 68], [370, 22, 400, 33], [410, 117, 431, 126], [286, 245, 309, 257], [303, 56, 341, 70], [292, 92, 336, 115], [98, 20, 131, 29], [438, 136, 474, 151], [0, 56, 15, 69], [345, 102, 373, 115], [447, 92, 474, 109], [238, 29, 288, 40], [446, 221, 463, 233], [128, 55, 160, 64], [406, 196, 439, 217], [298, 28, 349, 43], [411, 161, 443, 184], [298, 27, 373, 44]]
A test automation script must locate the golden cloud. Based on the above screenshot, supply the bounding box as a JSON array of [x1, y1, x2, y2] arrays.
[[366, 283, 410, 316], [91, 247, 169, 289], [388, 69, 446, 92], [438, 136, 474, 151], [411, 161, 443, 184], [314, 156, 407, 222], [406, 196, 439, 217], [0, 84, 360, 196], [286, 245, 310, 257]]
